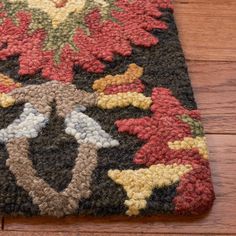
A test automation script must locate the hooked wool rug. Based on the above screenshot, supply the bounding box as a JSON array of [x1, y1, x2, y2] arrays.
[[0, 0, 215, 217]]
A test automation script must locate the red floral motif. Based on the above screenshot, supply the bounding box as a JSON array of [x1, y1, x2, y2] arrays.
[[115, 88, 215, 214], [0, 0, 172, 82], [103, 79, 145, 95], [116, 88, 200, 165], [0, 84, 17, 93]]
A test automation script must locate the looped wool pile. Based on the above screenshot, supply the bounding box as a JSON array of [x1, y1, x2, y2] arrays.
[[0, 0, 215, 217]]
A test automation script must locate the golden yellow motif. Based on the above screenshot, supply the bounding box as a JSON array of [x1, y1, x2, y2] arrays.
[[97, 92, 152, 110], [0, 93, 16, 108], [168, 136, 208, 159], [94, 63, 152, 110], [108, 164, 192, 216], [93, 63, 143, 93]]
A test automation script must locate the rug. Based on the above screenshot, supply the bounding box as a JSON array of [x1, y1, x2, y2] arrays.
[[0, 0, 215, 217]]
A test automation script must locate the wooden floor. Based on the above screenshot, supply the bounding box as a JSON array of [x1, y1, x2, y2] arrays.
[[1, 0, 236, 235]]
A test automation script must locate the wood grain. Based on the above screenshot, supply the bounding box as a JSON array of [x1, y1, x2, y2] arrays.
[[0, 233, 77, 236], [174, 1, 236, 61], [1, 233, 228, 236], [0, 234, 231, 236], [175, 0, 236, 4], [188, 61, 236, 134], [4, 135, 236, 234]]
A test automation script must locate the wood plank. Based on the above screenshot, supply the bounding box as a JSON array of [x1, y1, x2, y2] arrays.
[[71, 234, 235, 236], [174, 1, 236, 61], [1, 233, 177, 236], [188, 61, 236, 134], [4, 134, 236, 234], [0, 233, 77, 236], [0, 233, 231, 236], [175, 0, 236, 4]]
